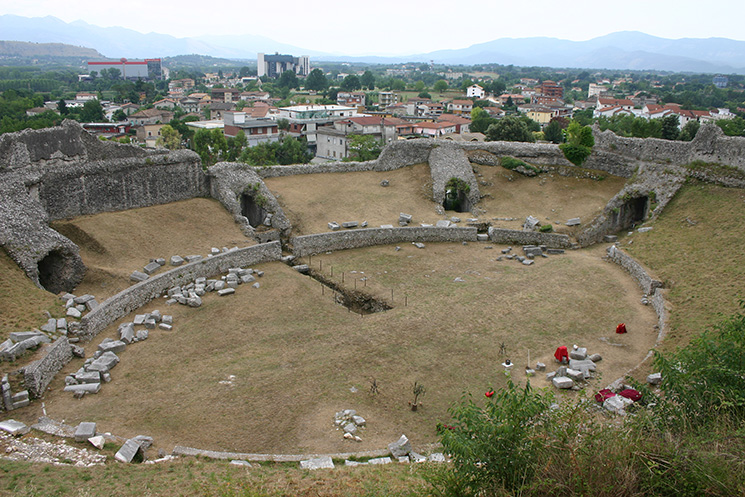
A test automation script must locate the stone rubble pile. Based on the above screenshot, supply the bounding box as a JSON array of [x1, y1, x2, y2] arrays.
[[130, 247, 242, 282], [546, 345, 602, 391], [0, 423, 106, 466], [164, 267, 264, 307], [496, 245, 565, 266], [334, 409, 365, 442], [63, 310, 174, 398]]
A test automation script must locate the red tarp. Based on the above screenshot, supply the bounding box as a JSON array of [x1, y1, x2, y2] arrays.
[[619, 389, 642, 402], [595, 389, 616, 403], [616, 323, 627, 334], [554, 346, 569, 363]]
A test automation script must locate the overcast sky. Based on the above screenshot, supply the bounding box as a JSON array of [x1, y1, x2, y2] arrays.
[[4, 0, 745, 55]]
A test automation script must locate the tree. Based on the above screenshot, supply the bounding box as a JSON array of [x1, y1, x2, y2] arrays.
[[434, 79, 448, 94], [224, 131, 247, 161], [275, 136, 311, 165], [79, 99, 105, 122], [543, 118, 565, 144], [559, 120, 594, 166], [360, 70, 375, 90], [661, 114, 681, 140], [155, 124, 182, 150], [305, 68, 328, 92], [418, 91, 432, 99], [485, 116, 535, 142], [193, 128, 227, 168], [679, 120, 700, 141], [340, 74, 361, 91], [391, 78, 406, 91], [346, 134, 381, 162], [112, 109, 127, 122], [57, 99, 68, 115], [470, 107, 496, 134], [278, 70, 299, 89]]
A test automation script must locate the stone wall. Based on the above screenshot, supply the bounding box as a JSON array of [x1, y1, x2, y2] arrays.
[[487, 227, 573, 249], [290, 227, 478, 257], [79, 242, 281, 340], [428, 144, 480, 208], [592, 124, 745, 173], [605, 245, 663, 296], [23, 337, 73, 399]]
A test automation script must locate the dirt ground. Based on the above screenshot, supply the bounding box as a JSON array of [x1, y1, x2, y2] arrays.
[[27, 242, 657, 456], [51, 198, 254, 301], [265, 163, 627, 235]]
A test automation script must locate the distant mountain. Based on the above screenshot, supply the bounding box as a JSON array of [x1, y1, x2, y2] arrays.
[[0, 40, 102, 58], [1, 15, 744, 74]]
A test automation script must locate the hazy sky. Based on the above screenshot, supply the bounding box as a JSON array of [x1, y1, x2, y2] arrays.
[[4, 0, 745, 55]]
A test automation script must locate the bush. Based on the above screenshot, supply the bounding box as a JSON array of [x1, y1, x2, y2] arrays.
[[559, 143, 592, 166], [433, 380, 554, 496], [500, 156, 527, 170], [539, 224, 553, 233]]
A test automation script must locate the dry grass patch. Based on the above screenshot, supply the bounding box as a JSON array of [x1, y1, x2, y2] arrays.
[[264, 164, 438, 235], [34, 242, 656, 456], [51, 198, 253, 301], [622, 182, 745, 352], [474, 164, 626, 231], [0, 249, 63, 341]]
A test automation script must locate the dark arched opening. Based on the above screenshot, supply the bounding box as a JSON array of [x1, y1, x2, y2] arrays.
[[37, 249, 69, 294], [610, 195, 648, 230], [241, 194, 267, 228]]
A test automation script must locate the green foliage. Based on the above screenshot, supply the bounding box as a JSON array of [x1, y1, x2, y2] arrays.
[[360, 70, 376, 90], [661, 114, 681, 140], [679, 119, 700, 141], [559, 120, 594, 166], [340, 74, 361, 91], [652, 301, 745, 431], [345, 134, 382, 162], [499, 156, 527, 170], [445, 177, 470, 194], [278, 70, 299, 90], [716, 116, 745, 136], [155, 124, 181, 150], [436, 380, 554, 495], [469, 107, 496, 134], [240, 136, 312, 167], [485, 116, 535, 142], [539, 224, 553, 232], [193, 128, 227, 168], [434, 79, 448, 93], [543, 119, 565, 144]]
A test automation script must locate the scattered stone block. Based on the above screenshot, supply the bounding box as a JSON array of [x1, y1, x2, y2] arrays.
[[604, 235, 618, 243], [300, 456, 334, 470], [369, 457, 393, 465], [230, 460, 252, 467], [388, 434, 412, 457], [477, 234, 489, 241], [41, 318, 57, 333], [185, 255, 203, 263], [89, 435, 106, 450], [569, 347, 587, 360], [64, 383, 101, 394], [115, 439, 144, 463], [535, 362, 546, 371], [637, 227, 653, 233], [293, 264, 310, 274], [523, 215, 540, 231], [0, 420, 30, 436], [380, 224, 394, 229], [143, 261, 161, 275], [162, 315, 173, 325], [436, 220, 452, 228], [409, 452, 427, 463], [603, 395, 633, 415], [428, 453, 447, 463], [218, 288, 236, 296], [9, 331, 43, 343], [342, 221, 359, 229], [552, 376, 574, 389], [98, 339, 126, 355], [76, 371, 102, 384], [130, 271, 149, 282], [547, 248, 565, 255], [85, 299, 99, 311], [569, 359, 596, 372], [566, 368, 585, 381], [523, 245, 543, 257], [647, 372, 662, 385], [380, 179, 389, 187], [87, 351, 119, 373], [74, 422, 97, 443], [352, 415, 366, 426], [56, 318, 67, 330], [399, 213, 412, 225], [566, 217, 581, 226], [522, 259, 534, 265], [343, 423, 357, 435], [328, 222, 340, 231], [345, 460, 366, 467], [170, 255, 184, 266], [66, 307, 82, 318]]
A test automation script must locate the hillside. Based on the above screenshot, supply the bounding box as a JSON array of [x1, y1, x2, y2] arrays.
[[0, 40, 102, 58]]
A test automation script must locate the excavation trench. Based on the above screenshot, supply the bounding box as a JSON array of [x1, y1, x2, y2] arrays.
[[305, 268, 393, 315]]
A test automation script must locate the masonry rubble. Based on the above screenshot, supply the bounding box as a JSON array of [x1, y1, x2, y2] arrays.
[[334, 409, 365, 442]]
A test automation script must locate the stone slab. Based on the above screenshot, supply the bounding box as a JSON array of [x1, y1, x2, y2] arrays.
[[299, 456, 334, 470], [0, 419, 30, 436], [74, 422, 97, 442], [115, 439, 143, 463]]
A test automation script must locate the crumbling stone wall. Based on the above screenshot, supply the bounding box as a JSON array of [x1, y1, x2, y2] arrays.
[[208, 162, 292, 238], [290, 227, 478, 257], [79, 242, 281, 340], [0, 121, 204, 292], [428, 144, 480, 209], [22, 337, 72, 399], [591, 124, 745, 173], [487, 227, 573, 249]]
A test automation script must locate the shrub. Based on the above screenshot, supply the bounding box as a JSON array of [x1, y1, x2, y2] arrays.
[[539, 224, 553, 233], [500, 156, 527, 170]]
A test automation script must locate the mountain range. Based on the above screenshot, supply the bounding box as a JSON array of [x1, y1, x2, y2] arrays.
[[2, 14, 745, 74]]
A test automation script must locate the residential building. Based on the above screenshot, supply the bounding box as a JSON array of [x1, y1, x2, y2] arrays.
[[211, 88, 242, 103], [128, 108, 173, 126], [539, 80, 563, 99], [76, 92, 98, 102], [448, 100, 473, 116], [467, 84, 485, 99], [713, 75, 728, 89], [135, 123, 167, 148], [153, 98, 178, 110], [208, 102, 235, 120], [178, 97, 201, 114], [82, 122, 131, 138], [438, 114, 471, 133], [257, 53, 310, 78], [413, 121, 457, 137], [588, 83, 608, 98], [279, 104, 358, 151], [336, 92, 366, 107], [316, 116, 401, 160], [378, 91, 399, 107], [223, 112, 280, 147]]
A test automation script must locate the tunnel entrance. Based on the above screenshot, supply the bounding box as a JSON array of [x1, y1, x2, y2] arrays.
[[37, 250, 69, 294], [443, 189, 471, 213], [241, 194, 267, 228], [611, 195, 648, 230]]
